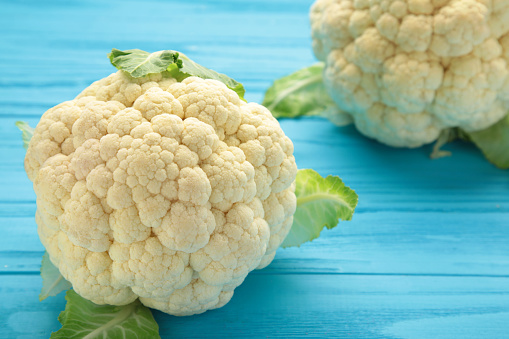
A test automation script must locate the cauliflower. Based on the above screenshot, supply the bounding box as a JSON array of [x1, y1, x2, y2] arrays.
[[264, 0, 509, 150], [25, 68, 298, 316], [309, 0, 509, 147]]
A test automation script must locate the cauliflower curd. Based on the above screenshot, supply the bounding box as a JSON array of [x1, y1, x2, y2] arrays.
[[311, 0, 509, 147], [25, 72, 297, 315]]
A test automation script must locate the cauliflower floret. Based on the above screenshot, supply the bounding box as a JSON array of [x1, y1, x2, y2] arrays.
[[311, 0, 509, 147], [25, 72, 297, 316]]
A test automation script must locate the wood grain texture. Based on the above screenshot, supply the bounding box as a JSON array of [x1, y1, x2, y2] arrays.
[[1, 0, 509, 338], [3, 274, 509, 339]]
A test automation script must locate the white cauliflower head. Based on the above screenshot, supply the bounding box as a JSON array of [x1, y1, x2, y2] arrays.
[[26, 71, 297, 316], [311, 0, 509, 147]]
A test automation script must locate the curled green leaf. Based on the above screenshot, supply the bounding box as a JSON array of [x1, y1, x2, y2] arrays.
[[108, 48, 245, 100], [15, 121, 35, 150], [282, 169, 358, 248], [40, 252, 72, 301], [108, 49, 181, 78], [51, 290, 160, 339], [171, 52, 245, 99], [262, 63, 352, 126]]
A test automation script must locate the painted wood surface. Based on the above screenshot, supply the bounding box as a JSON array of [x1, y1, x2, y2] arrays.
[[1, 0, 509, 338]]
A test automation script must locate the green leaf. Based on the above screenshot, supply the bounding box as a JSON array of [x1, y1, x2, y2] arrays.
[[15, 121, 35, 150], [281, 169, 358, 248], [40, 252, 72, 301], [51, 290, 160, 339], [108, 49, 181, 78], [464, 114, 509, 169], [170, 53, 246, 100], [262, 63, 352, 125], [108, 48, 245, 100]]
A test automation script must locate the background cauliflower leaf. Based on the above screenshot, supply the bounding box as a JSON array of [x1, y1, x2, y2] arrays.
[[262, 63, 353, 125], [465, 115, 509, 169]]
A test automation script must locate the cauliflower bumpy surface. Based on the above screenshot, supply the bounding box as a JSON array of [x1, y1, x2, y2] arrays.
[[311, 0, 509, 147], [26, 71, 297, 316]]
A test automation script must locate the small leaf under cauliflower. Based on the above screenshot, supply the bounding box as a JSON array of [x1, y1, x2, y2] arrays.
[[51, 290, 160, 339], [282, 169, 358, 248], [15, 121, 34, 150], [40, 252, 72, 301]]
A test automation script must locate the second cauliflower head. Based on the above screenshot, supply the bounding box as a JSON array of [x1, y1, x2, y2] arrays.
[[25, 71, 297, 315], [311, 0, 509, 147]]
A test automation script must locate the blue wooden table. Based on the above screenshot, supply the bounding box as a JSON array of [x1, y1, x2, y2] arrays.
[[2, 0, 509, 338]]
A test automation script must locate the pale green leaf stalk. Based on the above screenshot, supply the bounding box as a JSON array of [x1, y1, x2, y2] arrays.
[[429, 129, 455, 160], [51, 290, 160, 339], [109, 48, 245, 100], [282, 169, 358, 248], [40, 252, 72, 301], [262, 63, 352, 125], [15, 121, 35, 150]]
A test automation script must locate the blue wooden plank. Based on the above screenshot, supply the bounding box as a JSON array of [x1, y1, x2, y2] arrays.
[[0, 0, 316, 115], [2, 274, 509, 339]]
